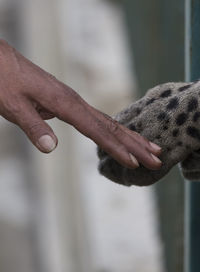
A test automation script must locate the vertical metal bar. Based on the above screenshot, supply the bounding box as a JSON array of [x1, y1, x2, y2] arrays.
[[185, 1, 200, 272]]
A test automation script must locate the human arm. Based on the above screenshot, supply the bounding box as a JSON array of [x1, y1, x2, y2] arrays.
[[0, 39, 162, 170]]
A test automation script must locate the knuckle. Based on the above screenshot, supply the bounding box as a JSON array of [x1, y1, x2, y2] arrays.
[[63, 85, 81, 99], [4, 96, 22, 117], [47, 91, 65, 114], [28, 122, 44, 137], [51, 92, 68, 118], [94, 117, 120, 136], [52, 87, 68, 105], [142, 137, 150, 145], [52, 92, 63, 106], [116, 144, 126, 154], [95, 119, 104, 130], [106, 117, 120, 135], [0, 96, 24, 124], [29, 122, 42, 133]]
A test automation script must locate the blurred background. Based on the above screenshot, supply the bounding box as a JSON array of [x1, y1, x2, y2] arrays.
[[0, 0, 185, 271]]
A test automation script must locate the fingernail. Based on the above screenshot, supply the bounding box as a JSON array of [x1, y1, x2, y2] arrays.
[[150, 142, 161, 151], [151, 153, 162, 164], [38, 135, 56, 152], [129, 153, 139, 167]]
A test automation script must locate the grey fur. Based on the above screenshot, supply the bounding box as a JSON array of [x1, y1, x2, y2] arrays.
[[97, 81, 200, 186]]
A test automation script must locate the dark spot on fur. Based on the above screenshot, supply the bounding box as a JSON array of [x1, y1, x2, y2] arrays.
[[163, 126, 168, 130], [156, 135, 161, 139], [193, 112, 200, 122], [167, 97, 179, 110], [110, 163, 116, 176], [160, 89, 172, 98], [97, 148, 108, 158], [137, 122, 142, 128], [167, 147, 172, 151], [124, 109, 129, 114], [107, 160, 122, 178], [177, 141, 183, 146], [176, 113, 188, 126], [172, 129, 179, 137], [146, 98, 156, 105], [195, 148, 200, 154], [157, 112, 167, 120], [178, 84, 191, 92], [165, 119, 170, 124], [188, 98, 198, 112], [128, 124, 136, 131], [186, 126, 200, 141], [136, 108, 142, 115], [186, 145, 190, 149]]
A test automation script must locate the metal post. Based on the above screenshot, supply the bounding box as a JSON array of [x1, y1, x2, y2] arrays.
[[185, 1, 200, 272]]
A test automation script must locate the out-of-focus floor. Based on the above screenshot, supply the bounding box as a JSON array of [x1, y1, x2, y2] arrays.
[[0, 0, 165, 271]]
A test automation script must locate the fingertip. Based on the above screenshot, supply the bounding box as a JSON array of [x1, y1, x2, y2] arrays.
[[150, 142, 161, 151], [129, 153, 140, 169], [151, 153, 162, 163], [37, 134, 57, 153], [149, 142, 162, 154], [148, 154, 162, 170], [147, 148, 162, 158]]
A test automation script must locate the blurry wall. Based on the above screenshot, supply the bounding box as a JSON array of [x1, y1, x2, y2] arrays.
[[0, 0, 165, 272], [0, 0, 41, 272]]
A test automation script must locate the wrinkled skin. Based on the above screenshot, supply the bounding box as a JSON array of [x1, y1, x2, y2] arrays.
[[0, 39, 162, 169]]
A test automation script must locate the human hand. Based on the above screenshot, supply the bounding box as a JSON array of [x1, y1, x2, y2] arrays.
[[0, 39, 162, 170]]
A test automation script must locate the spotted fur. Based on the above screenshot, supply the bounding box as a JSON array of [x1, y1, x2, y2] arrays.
[[97, 81, 200, 186]]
